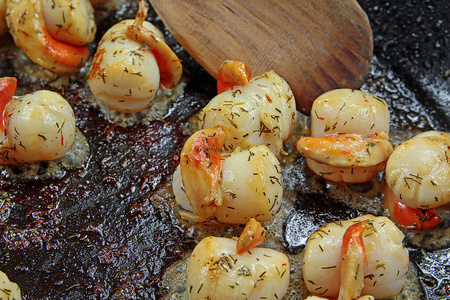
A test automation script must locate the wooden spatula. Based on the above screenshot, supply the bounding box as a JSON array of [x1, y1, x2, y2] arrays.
[[150, 0, 373, 115]]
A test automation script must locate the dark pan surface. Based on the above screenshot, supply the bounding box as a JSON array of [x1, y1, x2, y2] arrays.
[[0, 0, 449, 299]]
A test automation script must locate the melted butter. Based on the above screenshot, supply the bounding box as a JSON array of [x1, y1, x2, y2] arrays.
[[13, 50, 62, 84]]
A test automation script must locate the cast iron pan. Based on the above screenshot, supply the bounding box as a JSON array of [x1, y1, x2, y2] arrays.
[[0, 0, 448, 299]]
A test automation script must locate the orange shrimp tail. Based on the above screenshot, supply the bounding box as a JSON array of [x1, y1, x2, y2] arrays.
[[151, 49, 183, 89], [341, 221, 367, 259], [0, 77, 17, 131], [338, 220, 368, 300], [180, 126, 228, 218], [384, 184, 442, 231], [125, 25, 182, 89], [135, 0, 148, 28], [393, 199, 441, 231], [190, 127, 225, 200], [236, 218, 266, 255], [217, 60, 252, 94], [42, 29, 90, 68], [126, 1, 182, 90], [393, 196, 441, 231]]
